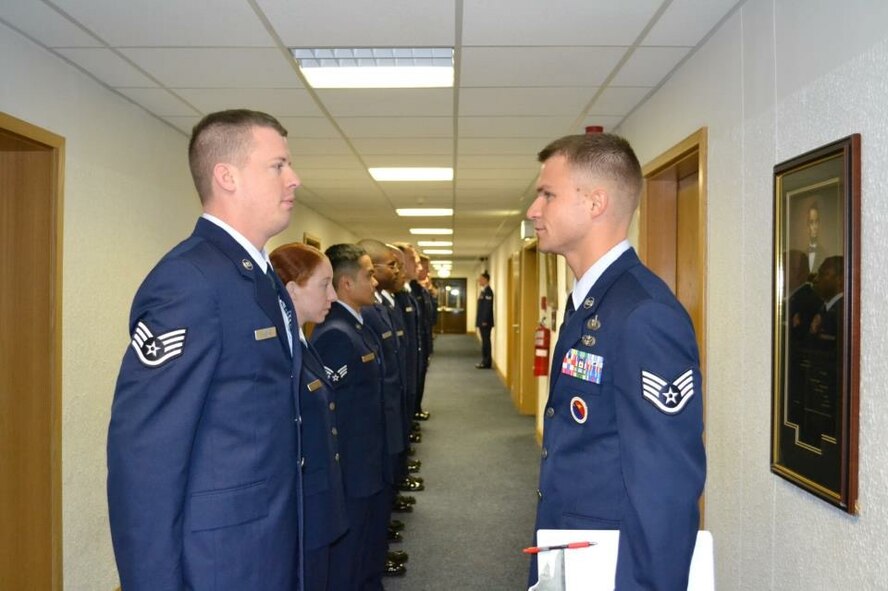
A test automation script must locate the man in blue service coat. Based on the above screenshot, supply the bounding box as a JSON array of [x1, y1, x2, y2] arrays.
[[475, 271, 494, 369], [526, 133, 706, 590], [107, 110, 304, 591]]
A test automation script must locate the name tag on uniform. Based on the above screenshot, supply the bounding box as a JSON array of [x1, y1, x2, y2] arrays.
[[396, 330, 405, 337], [381, 330, 393, 339], [561, 348, 604, 384], [254, 327, 277, 341], [306, 379, 322, 392], [405, 306, 415, 312], [361, 352, 376, 363]]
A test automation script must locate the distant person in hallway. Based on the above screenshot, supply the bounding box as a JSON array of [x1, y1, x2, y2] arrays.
[[270, 242, 348, 590], [475, 271, 494, 369], [526, 133, 705, 590], [107, 110, 304, 590]]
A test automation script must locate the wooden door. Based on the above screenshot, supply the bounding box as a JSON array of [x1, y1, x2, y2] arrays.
[[508, 253, 520, 397], [516, 243, 539, 415], [0, 112, 64, 590]]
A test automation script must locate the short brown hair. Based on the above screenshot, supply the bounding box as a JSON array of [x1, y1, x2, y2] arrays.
[[538, 133, 643, 213], [188, 109, 288, 202], [270, 242, 325, 286]]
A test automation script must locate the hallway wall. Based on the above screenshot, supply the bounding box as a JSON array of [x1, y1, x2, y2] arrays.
[[618, 0, 888, 588], [0, 21, 354, 589]]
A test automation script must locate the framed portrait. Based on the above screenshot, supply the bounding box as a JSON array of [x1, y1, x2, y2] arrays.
[[770, 134, 860, 513], [303, 232, 321, 250]]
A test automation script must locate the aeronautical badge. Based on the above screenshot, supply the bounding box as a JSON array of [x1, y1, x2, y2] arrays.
[[569, 396, 588, 424], [241, 258, 253, 271], [561, 348, 603, 384], [325, 364, 348, 383], [641, 369, 695, 414], [130, 321, 186, 367]]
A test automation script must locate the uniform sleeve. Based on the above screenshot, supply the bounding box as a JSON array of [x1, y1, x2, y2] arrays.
[[613, 301, 706, 590], [107, 260, 220, 591], [312, 327, 356, 389]]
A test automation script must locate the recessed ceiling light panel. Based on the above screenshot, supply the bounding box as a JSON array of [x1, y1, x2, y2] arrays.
[[370, 168, 453, 182], [291, 47, 454, 89], [396, 208, 453, 217], [409, 228, 453, 235]]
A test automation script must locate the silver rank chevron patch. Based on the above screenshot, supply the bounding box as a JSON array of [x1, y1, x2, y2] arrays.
[[641, 368, 695, 414], [131, 321, 186, 367], [325, 364, 348, 383]]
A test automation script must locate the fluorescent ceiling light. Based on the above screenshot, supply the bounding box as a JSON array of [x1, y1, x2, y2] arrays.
[[417, 240, 453, 247], [291, 47, 453, 89], [424, 249, 453, 255], [396, 208, 453, 217], [370, 168, 453, 182], [410, 228, 453, 235], [437, 268, 452, 278]]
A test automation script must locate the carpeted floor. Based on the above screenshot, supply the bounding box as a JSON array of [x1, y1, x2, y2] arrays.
[[384, 334, 540, 591]]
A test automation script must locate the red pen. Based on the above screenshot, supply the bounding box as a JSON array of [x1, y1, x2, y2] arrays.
[[522, 541, 596, 554]]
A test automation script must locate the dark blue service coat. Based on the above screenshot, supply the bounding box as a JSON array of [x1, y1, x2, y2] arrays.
[[533, 248, 706, 591], [108, 218, 303, 591]]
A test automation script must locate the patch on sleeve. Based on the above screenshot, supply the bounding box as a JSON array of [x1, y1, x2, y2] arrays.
[[641, 369, 695, 414], [130, 321, 186, 367], [325, 364, 348, 382]]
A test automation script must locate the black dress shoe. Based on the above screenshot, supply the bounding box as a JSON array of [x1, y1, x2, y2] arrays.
[[407, 459, 422, 473], [411, 421, 421, 433], [392, 501, 413, 513], [389, 519, 405, 531], [406, 475, 424, 485], [387, 529, 403, 543], [475, 363, 491, 369], [383, 559, 407, 577], [395, 494, 416, 505], [388, 550, 409, 563], [408, 432, 422, 443], [398, 478, 424, 492], [414, 410, 430, 421], [407, 446, 417, 456]]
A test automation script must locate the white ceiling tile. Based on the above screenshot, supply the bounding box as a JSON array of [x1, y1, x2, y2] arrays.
[[609, 47, 691, 86], [459, 87, 594, 116], [0, 1, 101, 47], [278, 117, 341, 139], [257, 0, 456, 47], [458, 116, 576, 138], [456, 178, 531, 191], [457, 154, 537, 169], [299, 178, 378, 190], [461, 46, 626, 88], [644, 0, 741, 47], [52, 0, 273, 47], [459, 138, 551, 155], [352, 138, 453, 155], [298, 169, 372, 182], [587, 87, 652, 116], [337, 117, 453, 139], [380, 186, 453, 199], [116, 88, 200, 117], [462, 0, 662, 46], [162, 116, 200, 135], [56, 48, 156, 87], [457, 168, 535, 180], [120, 48, 301, 88], [175, 88, 321, 117], [288, 138, 352, 155], [317, 89, 452, 117], [292, 154, 364, 169]]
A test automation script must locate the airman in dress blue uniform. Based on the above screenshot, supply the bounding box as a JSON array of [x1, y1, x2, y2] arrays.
[[270, 242, 349, 590], [107, 110, 304, 591], [526, 133, 706, 590], [311, 244, 389, 591]]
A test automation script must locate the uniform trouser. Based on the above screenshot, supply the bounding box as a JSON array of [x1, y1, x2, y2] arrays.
[[329, 489, 389, 591], [479, 325, 492, 366], [415, 358, 428, 412], [305, 544, 331, 591]]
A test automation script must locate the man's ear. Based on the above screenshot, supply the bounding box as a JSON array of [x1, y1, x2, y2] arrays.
[[585, 187, 609, 218], [213, 162, 237, 193]]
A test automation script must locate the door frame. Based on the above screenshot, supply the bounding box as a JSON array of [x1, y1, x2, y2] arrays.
[[0, 111, 64, 590]]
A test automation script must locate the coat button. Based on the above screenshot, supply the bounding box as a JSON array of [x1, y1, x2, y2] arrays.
[[545, 407, 554, 418], [332, 427, 338, 436], [329, 401, 336, 411], [299, 457, 305, 468], [537, 489, 542, 500], [541, 448, 548, 459], [334, 453, 340, 462]]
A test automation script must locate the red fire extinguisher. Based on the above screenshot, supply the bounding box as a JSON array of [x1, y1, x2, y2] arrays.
[[534, 322, 551, 377]]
